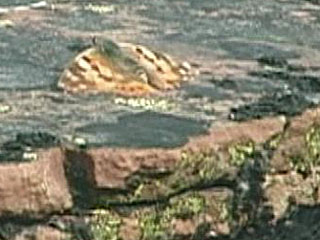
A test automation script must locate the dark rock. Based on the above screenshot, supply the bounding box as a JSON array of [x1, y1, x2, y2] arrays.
[[76, 112, 209, 148], [256, 55, 288, 68], [229, 92, 314, 121], [0, 131, 60, 163]]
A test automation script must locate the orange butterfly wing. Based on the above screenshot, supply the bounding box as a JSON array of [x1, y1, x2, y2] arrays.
[[58, 48, 157, 96], [58, 40, 195, 96], [119, 43, 193, 90]]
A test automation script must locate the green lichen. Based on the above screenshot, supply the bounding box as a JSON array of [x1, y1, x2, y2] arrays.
[[139, 194, 206, 240], [164, 194, 206, 220], [139, 212, 167, 240], [90, 210, 121, 240], [306, 125, 320, 163], [125, 169, 172, 201], [266, 133, 283, 150], [289, 125, 320, 174], [132, 180, 168, 200], [125, 151, 223, 201], [228, 141, 255, 167], [168, 151, 222, 191], [289, 155, 309, 174], [217, 200, 233, 222]]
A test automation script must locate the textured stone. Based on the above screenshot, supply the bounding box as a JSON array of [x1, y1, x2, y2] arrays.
[[264, 172, 318, 219], [0, 148, 72, 216], [118, 218, 141, 240], [270, 107, 320, 172], [1, 0, 320, 239], [14, 226, 68, 240], [171, 218, 197, 236], [87, 148, 181, 189], [83, 116, 284, 190], [185, 116, 286, 152]]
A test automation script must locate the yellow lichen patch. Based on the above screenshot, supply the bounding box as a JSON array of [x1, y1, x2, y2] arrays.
[[139, 194, 206, 240], [0, 19, 14, 28], [123, 150, 229, 201], [164, 194, 206, 220], [84, 4, 115, 14], [114, 97, 177, 111], [306, 125, 320, 162], [266, 133, 283, 150], [289, 125, 320, 174], [90, 209, 122, 240], [0, 104, 11, 113], [228, 140, 255, 167], [139, 212, 167, 240], [166, 151, 223, 192]]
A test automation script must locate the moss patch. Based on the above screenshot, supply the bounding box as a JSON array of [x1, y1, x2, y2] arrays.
[[306, 125, 320, 163], [139, 211, 167, 240], [265, 133, 283, 150], [166, 150, 227, 193], [90, 210, 122, 240], [100, 150, 229, 203], [289, 125, 320, 175], [139, 194, 206, 240], [164, 194, 206, 220], [228, 140, 255, 167]]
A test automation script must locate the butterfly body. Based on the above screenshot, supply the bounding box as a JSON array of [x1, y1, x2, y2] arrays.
[[58, 39, 195, 96]]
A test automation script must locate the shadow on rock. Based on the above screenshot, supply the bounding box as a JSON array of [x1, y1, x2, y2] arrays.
[[229, 55, 320, 121]]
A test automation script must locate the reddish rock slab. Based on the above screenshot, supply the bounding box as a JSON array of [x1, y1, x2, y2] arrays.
[[264, 172, 316, 220], [119, 217, 141, 240], [184, 116, 286, 153], [84, 116, 285, 189], [87, 148, 181, 189], [0, 148, 72, 216], [270, 107, 320, 172], [14, 226, 68, 240], [171, 218, 197, 236]]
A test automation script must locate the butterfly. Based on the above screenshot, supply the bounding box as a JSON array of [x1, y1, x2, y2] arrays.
[[58, 39, 195, 97]]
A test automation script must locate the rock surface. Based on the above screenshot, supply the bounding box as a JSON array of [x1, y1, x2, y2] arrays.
[[14, 226, 68, 240], [1, 0, 320, 240], [0, 148, 72, 216]]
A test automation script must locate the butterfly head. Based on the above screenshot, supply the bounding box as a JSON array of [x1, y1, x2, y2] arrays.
[[93, 38, 124, 60]]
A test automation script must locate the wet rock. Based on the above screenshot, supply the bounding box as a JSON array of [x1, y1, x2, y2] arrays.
[[229, 92, 314, 121], [76, 112, 209, 148], [219, 41, 299, 61], [0, 131, 60, 162], [306, 0, 320, 4], [1, 131, 59, 151], [256, 55, 289, 68]]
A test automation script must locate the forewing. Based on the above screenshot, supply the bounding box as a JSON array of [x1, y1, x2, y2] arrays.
[[58, 48, 157, 96], [119, 43, 195, 90]]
